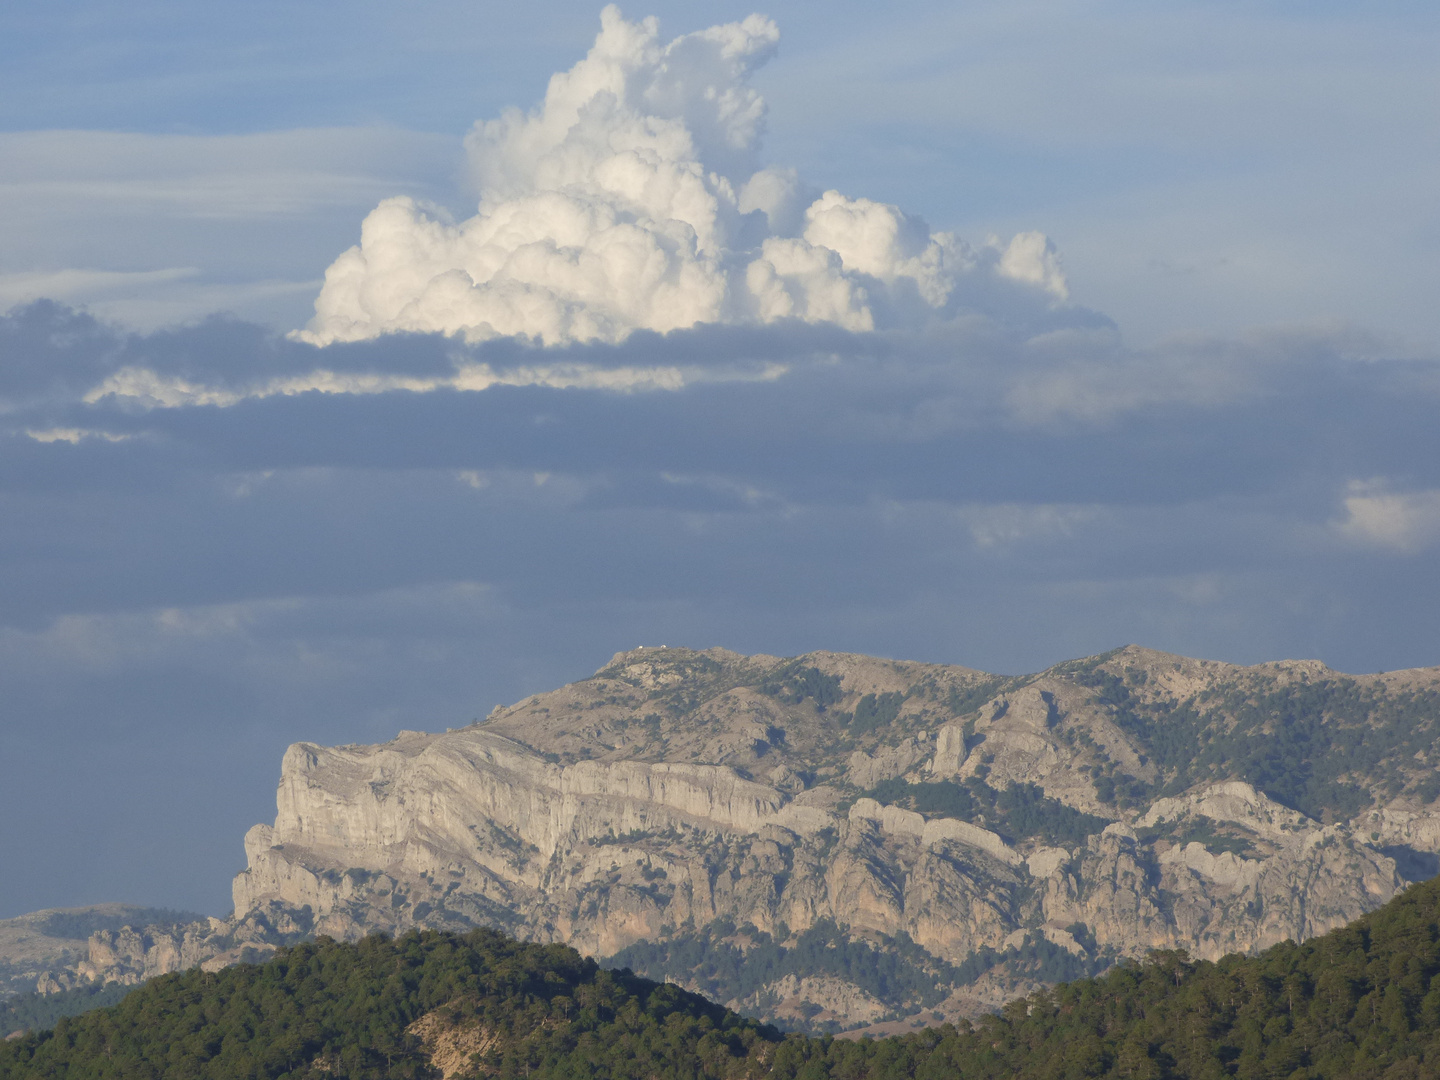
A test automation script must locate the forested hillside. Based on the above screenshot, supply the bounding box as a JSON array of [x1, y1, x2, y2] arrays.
[[8, 874, 1440, 1079], [0, 984, 136, 1041], [0, 928, 776, 1080]]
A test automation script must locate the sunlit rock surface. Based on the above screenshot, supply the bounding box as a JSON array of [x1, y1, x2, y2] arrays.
[[13, 644, 1440, 1032]]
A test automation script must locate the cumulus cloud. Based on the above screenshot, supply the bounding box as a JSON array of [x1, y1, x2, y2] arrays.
[[1335, 481, 1440, 553], [995, 232, 1068, 301], [297, 6, 1064, 347]]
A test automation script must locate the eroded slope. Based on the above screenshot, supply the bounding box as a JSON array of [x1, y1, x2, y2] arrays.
[[20, 644, 1440, 1033]]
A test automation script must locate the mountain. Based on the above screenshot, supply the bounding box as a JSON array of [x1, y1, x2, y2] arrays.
[[9, 873, 1440, 1079], [12, 645, 1440, 1031], [0, 906, 203, 999]]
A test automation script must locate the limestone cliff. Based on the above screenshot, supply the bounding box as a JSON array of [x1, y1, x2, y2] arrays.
[[0, 905, 198, 999], [15, 645, 1440, 1034], [0, 903, 311, 1005]]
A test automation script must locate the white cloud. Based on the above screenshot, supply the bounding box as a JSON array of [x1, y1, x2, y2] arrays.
[[1335, 481, 1440, 553], [298, 6, 1063, 347], [24, 427, 135, 444], [994, 231, 1067, 301], [746, 236, 873, 331], [81, 356, 788, 410]]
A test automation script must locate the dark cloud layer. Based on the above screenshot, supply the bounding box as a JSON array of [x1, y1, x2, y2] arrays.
[[2, 301, 1439, 916]]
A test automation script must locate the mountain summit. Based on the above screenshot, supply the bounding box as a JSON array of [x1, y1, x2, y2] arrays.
[[21, 646, 1440, 1031]]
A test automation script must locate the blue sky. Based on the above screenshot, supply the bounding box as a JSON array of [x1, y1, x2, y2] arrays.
[[1, 1, 1438, 917]]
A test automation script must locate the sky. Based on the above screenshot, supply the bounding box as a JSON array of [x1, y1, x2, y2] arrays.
[[1, 0, 1438, 919]]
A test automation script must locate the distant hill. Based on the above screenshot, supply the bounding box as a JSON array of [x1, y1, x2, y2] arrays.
[[13, 645, 1440, 1030], [0, 905, 201, 1000], [8, 874, 1440, 1079]]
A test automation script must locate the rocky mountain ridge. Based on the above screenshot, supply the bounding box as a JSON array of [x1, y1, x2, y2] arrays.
[[9, 644, 1440, 1032]]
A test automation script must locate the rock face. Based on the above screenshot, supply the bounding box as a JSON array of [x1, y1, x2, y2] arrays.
[[0, 905, 194, 999], [16, 645, 1440, 1033], [0, 903, 309, 1005]]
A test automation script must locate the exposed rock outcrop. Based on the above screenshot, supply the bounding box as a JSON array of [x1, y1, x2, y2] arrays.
[[12, 644, 1440, 1034]]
